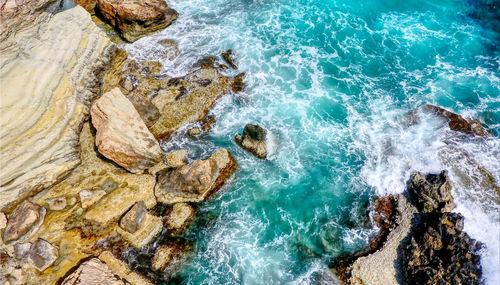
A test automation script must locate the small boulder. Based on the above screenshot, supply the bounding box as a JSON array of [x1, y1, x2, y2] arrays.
[[235, 124, 268, 158], [166, 203, 195, 234], [425, 105, 489, 136], [222, 49, 238, 69], [95, 0, 178, 42], [61, 258, 125, 285], [165, 150, 189, 168], [29, 238, 59, 272], [13, 242, 31, 260], [2, 200, 46, 244], [233, 72, 245, 93], [187, 127, 202, 136], [407, 171, 455, 213], [119, 201, 147, 233], [91, 88, 163, 173], [155, 148, 238, 204]]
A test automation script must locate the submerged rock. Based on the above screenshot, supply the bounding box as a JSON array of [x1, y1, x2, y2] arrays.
[[2, 200, 46, 244], [91, 88, 163, 173], [187, 127, 202, 136], [155, 149, 238, 204], [235, 124, 268, 158], [61, 258, 125, 285], [426, 104, 489, 136], [222, 49, 238, 69], [233, 72, 245, 93], [407, 171, 455, 213], [119, 201, 147, 233]]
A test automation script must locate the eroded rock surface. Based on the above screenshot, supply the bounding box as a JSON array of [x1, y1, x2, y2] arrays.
[[2, 200, 46, 244], [407, 171, 455, 213], [235, 124, 268, 158], [166, 203, 195, 234], [91, 88, 163, 173], [155, 149, 238, 204]]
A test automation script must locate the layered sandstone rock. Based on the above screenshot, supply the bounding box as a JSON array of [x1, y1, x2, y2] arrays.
[[0, 5, 116, 211], [155, 149, 238, 204], [166, 203, 195, 234], [91, 88, 163, 173]]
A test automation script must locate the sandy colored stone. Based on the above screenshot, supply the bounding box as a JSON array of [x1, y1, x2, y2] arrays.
[[61, 258, 125, 285], [152, 245, 174, 271], [150, 68, 234, 138], [116, 213, 162, 248], [2, 200, 46, 244], [166, 203, 195, 233], [91, 88, 163, 173], [99, 251, 154, 285], [79, 189, 107, 209], [188, 127, 202, 136], [166, 150, 189, 168], [0, 6, 116, 211], [155, 148, 238, 204], [45, 197, 67, 211], [0, 212, 6, 230], [119, 201, 147, 233]]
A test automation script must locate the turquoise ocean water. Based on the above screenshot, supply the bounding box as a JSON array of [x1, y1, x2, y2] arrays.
[[125, 0, 500, 284]]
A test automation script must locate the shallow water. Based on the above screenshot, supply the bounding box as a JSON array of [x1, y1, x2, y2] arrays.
[[125, 0, 500, 284]]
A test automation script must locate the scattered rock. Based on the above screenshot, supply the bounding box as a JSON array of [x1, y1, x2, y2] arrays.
[[200, 115, 216, 132], [29, 238, 59, 272], [45, 197, 67, 211], [158, 39, 181, 61], [155, 148, 238, 204], [61, 258, 125, 285], [425, 105, 489, 136], [235, 124, 268, 158], [165, 150, 189, 168], [91, 87, 163, 173], [222, 49, 238, 69], [407, 171, 455, 213], [233, 72, 245, 93], [187, 127, 202, 136], [3, 200, 46, 244], [94, 0, 178, 42], [166, 203, 195, 234], [402, 212, 483, 285], [0, 212, 6, 230], [79, 189, 107, 209], [119, 201, 147, 233]]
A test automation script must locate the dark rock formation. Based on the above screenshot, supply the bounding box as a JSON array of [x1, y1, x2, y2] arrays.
[[233, 72, 245, 93], [235, 124, 268, 158], [426, 105, 490, 136], [407, 171, 455, 213], [222, 49, 238, 69], [2, 200, 46, 244]]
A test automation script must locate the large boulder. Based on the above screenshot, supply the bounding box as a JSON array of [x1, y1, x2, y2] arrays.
[[155, 149, 238, 204], [94, 0, 178, 42], [407, 171, 455, 213], [0, 5, 117, 211], [235, 124, 268, 158], [2, 200, 46, 244], [91, 87, 163, 173]]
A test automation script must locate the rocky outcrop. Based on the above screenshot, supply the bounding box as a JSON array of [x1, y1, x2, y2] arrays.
[[78, 0, 179, 42], [2, 200, 46, 244], [155, 149, 238, 204], [0, 5, 117, 211], [61, 258, 125, 285], [150, 68, 234, 138], [334, 171, 483, 285], [426, 105, 490, 136], [91, 88, 163, 173], [119, 201, 147, 233], [235, 124, 268, 158]]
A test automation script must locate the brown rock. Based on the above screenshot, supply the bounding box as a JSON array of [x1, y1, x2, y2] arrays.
[[151, 243, 185, 271], [91, 88, 163, 173], [233, 72, 245, 93], [116, 213, 162, 248], [95, 0, 178, 42], [188, 127, 202, 136], [125, 90, 161, 127], [155, 148, 238, 204], [426, 104, 489, 136], [222, 49, 238, 69], [29, 238, 59, 272], [119, 201, 147, 233], [235, 124, 268, 158], [73, 0, 97, 13], [3, 200, 46, 244], [166, 203, 195, 234], [61, 258, 125, 285]]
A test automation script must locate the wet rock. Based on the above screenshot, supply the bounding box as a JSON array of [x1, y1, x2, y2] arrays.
[[29, 238, 59, 272], [152, 243, 184, 271], [94, 0, 178, 42], [165, 150, 189, 168], [61, 258, 125, 285], [402, 212, 483, 285], [166, 203, 195, 234], [45, 197, 67, 211], [222, 49, 238, 69], [158, 39, 181, 61], [187, 127, 202, 136], [73, 0, 97, 13], [150, 68, 233, 138], [3, 200, 46, 244], [233, 72, 245, 93], [79, 189, 107, 209], [99, 251, 153, 284], [155, 148, 238, 204], [91, 87, 163, 173], [119, 201, 147, 233], [124, 90, 161, 127], [200, 115, 216, 132], [195, 56, 216, 69], [407, 171, 455, 213], [235, 124, 268, 158], [0, 212, 6, 230], [425, 104, 490, 136]]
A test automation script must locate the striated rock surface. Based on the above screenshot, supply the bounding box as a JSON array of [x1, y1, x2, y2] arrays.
[[2, 200, 46, 244], [426, 104, 490, 136], [0, 5, 117, 211], [235, 124, 268, 158], [150, 68, 234, 138], [91, 88, 163, 173], [94, 0, 178, 42], [61, 258, 125, 285], [155, 149, 238, 204]]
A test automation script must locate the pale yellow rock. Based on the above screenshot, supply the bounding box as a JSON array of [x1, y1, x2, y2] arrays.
[[0, 5, 116, 211], [0, 212, 6, 230], [165, 150, 189, 168], [99, 251, 154, 285], [116, 213, 163, 248], [90, 88, 163, 173], [79, 189, 107, 209], [166, 203, 195, 233], [152, 245, 174, 271]]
